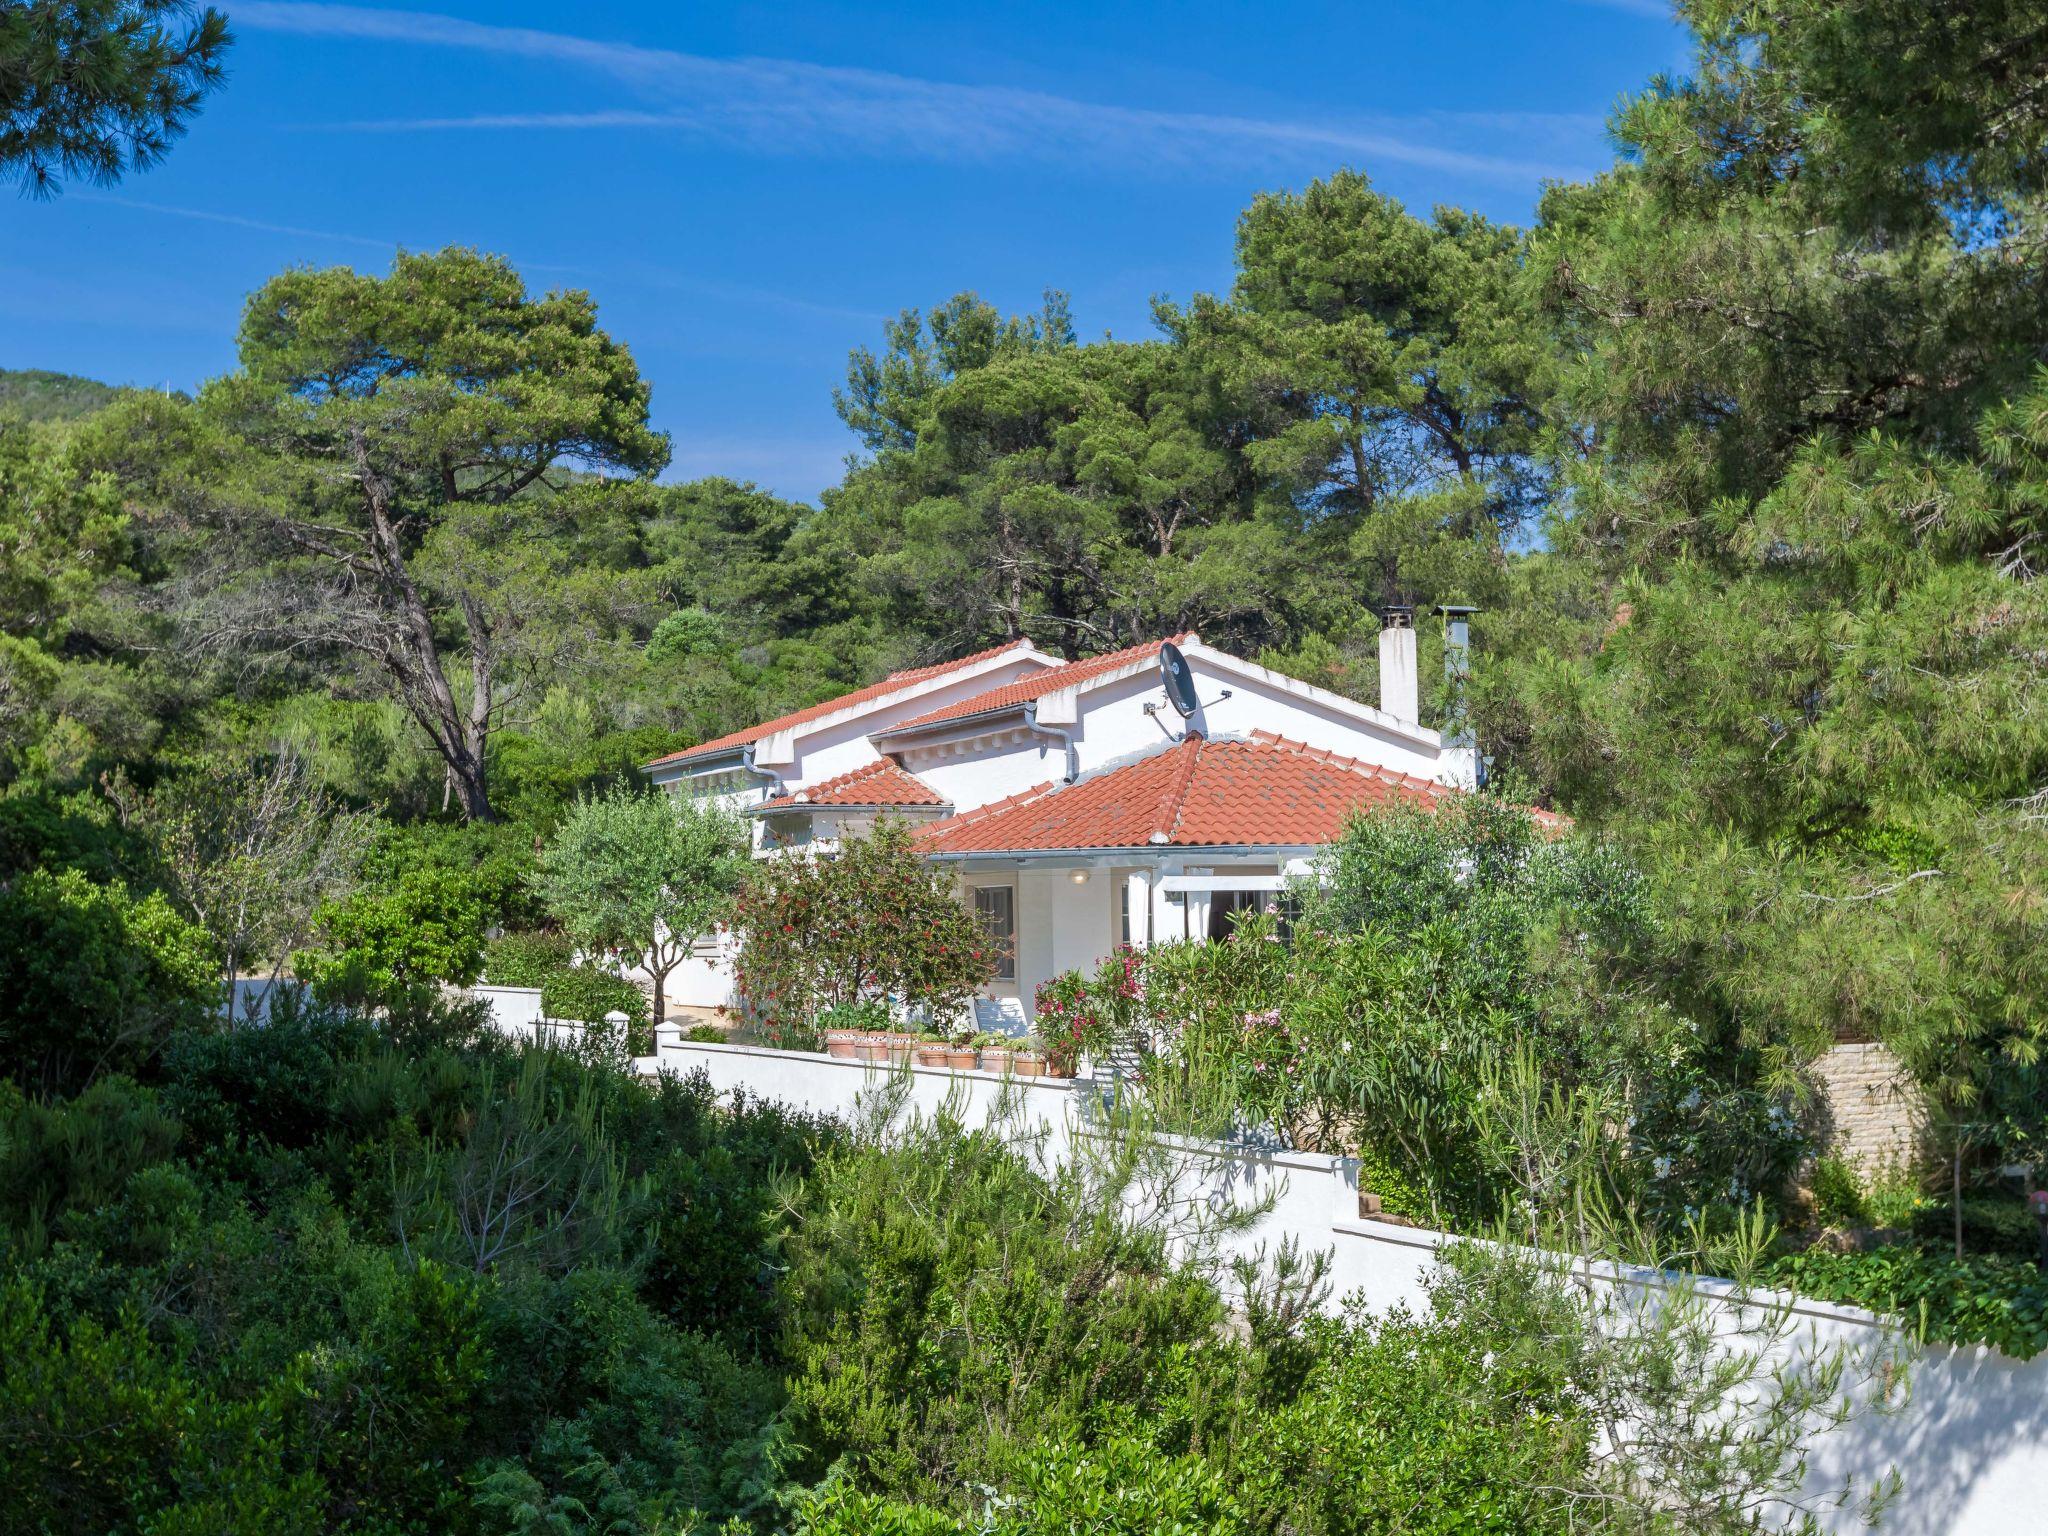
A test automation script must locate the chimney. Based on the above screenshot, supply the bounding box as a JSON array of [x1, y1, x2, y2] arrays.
[[1437, 605, 1482, 790], [1378, 607, 1418, 725]]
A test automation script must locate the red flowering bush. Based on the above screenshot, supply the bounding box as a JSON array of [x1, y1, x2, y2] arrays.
[[734, 819, 996, 1033]]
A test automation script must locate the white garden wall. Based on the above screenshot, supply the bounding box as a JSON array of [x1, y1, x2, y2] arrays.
[[640, 1038, 2048, 1536]]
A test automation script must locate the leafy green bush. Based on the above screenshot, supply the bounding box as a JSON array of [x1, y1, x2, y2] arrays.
[[362, 818, 548, 933], [683, 1023, 728, 1043], [540, 965, 648, 1028], [483, 929, 574, 987], [1767, 1246, 2048, 1359], [0, 867, 218, 1096], [0, 1010, 824, 1532], [1909, 1195, 2040, 1258], [298, 867, 488, 1011], [776, 1108, 1231, 1507], [1808, 1155, 1869, 1228]]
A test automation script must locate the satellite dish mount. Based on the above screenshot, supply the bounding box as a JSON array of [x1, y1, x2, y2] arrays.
[[1145, 640, 1228, 738]]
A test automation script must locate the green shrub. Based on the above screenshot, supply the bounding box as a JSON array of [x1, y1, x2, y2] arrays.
[[1808, 1155, 1869, 1228], [298, 867, 489, 1011], [683, 1023, 728, 1043], [483, 930, 573, 987], [1767, 1246, 2048, 1359], [362, 818, 547, 932], [0, 1279, 326, 1535], [1909, 1194, 2040, 1258], [0, 867, 219, 1096], [540, 965, 648, 1028]]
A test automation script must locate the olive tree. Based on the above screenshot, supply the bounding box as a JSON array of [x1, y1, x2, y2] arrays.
[[532, 785, 749, 1026]]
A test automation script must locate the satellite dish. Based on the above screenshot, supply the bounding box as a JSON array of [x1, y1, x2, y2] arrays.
[[1158, 641, 1199, 719]]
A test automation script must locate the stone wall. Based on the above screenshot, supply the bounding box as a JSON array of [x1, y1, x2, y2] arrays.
[[1814, 1040, 1925, 1172]]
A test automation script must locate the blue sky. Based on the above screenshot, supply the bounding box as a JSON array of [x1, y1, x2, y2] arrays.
[[2, 1, 1688, 500]]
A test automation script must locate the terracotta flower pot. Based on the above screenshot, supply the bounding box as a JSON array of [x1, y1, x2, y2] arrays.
[[825, 1031, 859, 1060], [980, 1046, 1015, 1075], [945, 1045, 979, 1070], [1011, 1051, 1047, 1078], [884, 1035, 916, 1066], [854, 1033, 890, 1063], [914, 1043, 951, 1068]]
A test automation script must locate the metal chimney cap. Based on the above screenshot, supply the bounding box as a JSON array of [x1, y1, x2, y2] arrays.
[[1434, 603, 1481, 617], [1380, 604, 1415, 628]]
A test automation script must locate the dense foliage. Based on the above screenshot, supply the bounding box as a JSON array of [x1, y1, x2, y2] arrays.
[[0, 0, 231, 195], [1036, 798, 1807, 1232]]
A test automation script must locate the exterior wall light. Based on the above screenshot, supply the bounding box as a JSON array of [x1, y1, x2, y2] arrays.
[[1069, 868, 1090, 885]]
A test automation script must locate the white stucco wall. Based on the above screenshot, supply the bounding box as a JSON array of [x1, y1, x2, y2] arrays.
[[899, 644, 1448, 815], [643, 1040, 2048, 1536]]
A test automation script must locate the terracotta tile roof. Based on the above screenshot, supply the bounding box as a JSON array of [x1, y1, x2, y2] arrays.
[[879, 634, 1195, 735], [645, 639, 1041, 769], [753, 758, 949, 813], [918, 731, 1468, 855]]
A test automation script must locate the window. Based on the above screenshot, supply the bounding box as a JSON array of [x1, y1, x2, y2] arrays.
[[1207, 888, 1266, 941], [973, 886, 1016, 982]]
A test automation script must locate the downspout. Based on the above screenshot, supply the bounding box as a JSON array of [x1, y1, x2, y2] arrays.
[[1023, 700, 1078, 783], [738, 743, 780, 792]]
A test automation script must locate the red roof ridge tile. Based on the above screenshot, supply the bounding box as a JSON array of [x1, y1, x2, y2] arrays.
[[1148, 731, 1207, 844]]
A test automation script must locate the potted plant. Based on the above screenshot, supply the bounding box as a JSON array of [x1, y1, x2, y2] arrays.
[[944, 1030, 979, 1070], [913, 1034, 951, 1068], [1011, 1037, 1049, 1078], [884, 1032, 917, 1066], [977, 1032, 1016, 1074], [818, 1000, 893, 1062]]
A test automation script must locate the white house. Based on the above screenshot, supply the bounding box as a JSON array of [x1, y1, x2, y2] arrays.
[[645, 614, 1523, 1025]]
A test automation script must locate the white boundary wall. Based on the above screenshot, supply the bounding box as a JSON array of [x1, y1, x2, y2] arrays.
[[471, 985, 623, 1050], [643, 1037, 2048, 1536]]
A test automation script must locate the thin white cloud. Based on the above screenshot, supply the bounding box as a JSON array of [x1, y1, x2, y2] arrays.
[[233, 2, 1599, 186], [67, 189, 393, 249]]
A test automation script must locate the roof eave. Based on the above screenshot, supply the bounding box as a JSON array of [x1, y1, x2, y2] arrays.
[[751, 800, 952, 818], [923, 842, 1324, 862]]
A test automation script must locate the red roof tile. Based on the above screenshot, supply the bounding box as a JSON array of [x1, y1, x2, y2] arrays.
[[879, 634, 1195, 735], [754, 758, 949, 813], [646, 639, 1042, 769], [918, 732, 1466, 855]]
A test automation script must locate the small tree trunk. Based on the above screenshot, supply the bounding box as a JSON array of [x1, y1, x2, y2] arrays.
[[1953, 1140, 1966, 1261], [651, 967, 667, 1034]]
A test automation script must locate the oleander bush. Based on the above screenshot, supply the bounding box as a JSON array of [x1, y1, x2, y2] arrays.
[[735, 821, 995, 1033]]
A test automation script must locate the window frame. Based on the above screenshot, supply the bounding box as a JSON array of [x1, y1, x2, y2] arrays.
[[972, 884, 1017, 983]]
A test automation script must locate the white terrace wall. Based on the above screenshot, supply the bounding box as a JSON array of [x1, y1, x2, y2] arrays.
[[643, 1037, 2048, 1536]]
